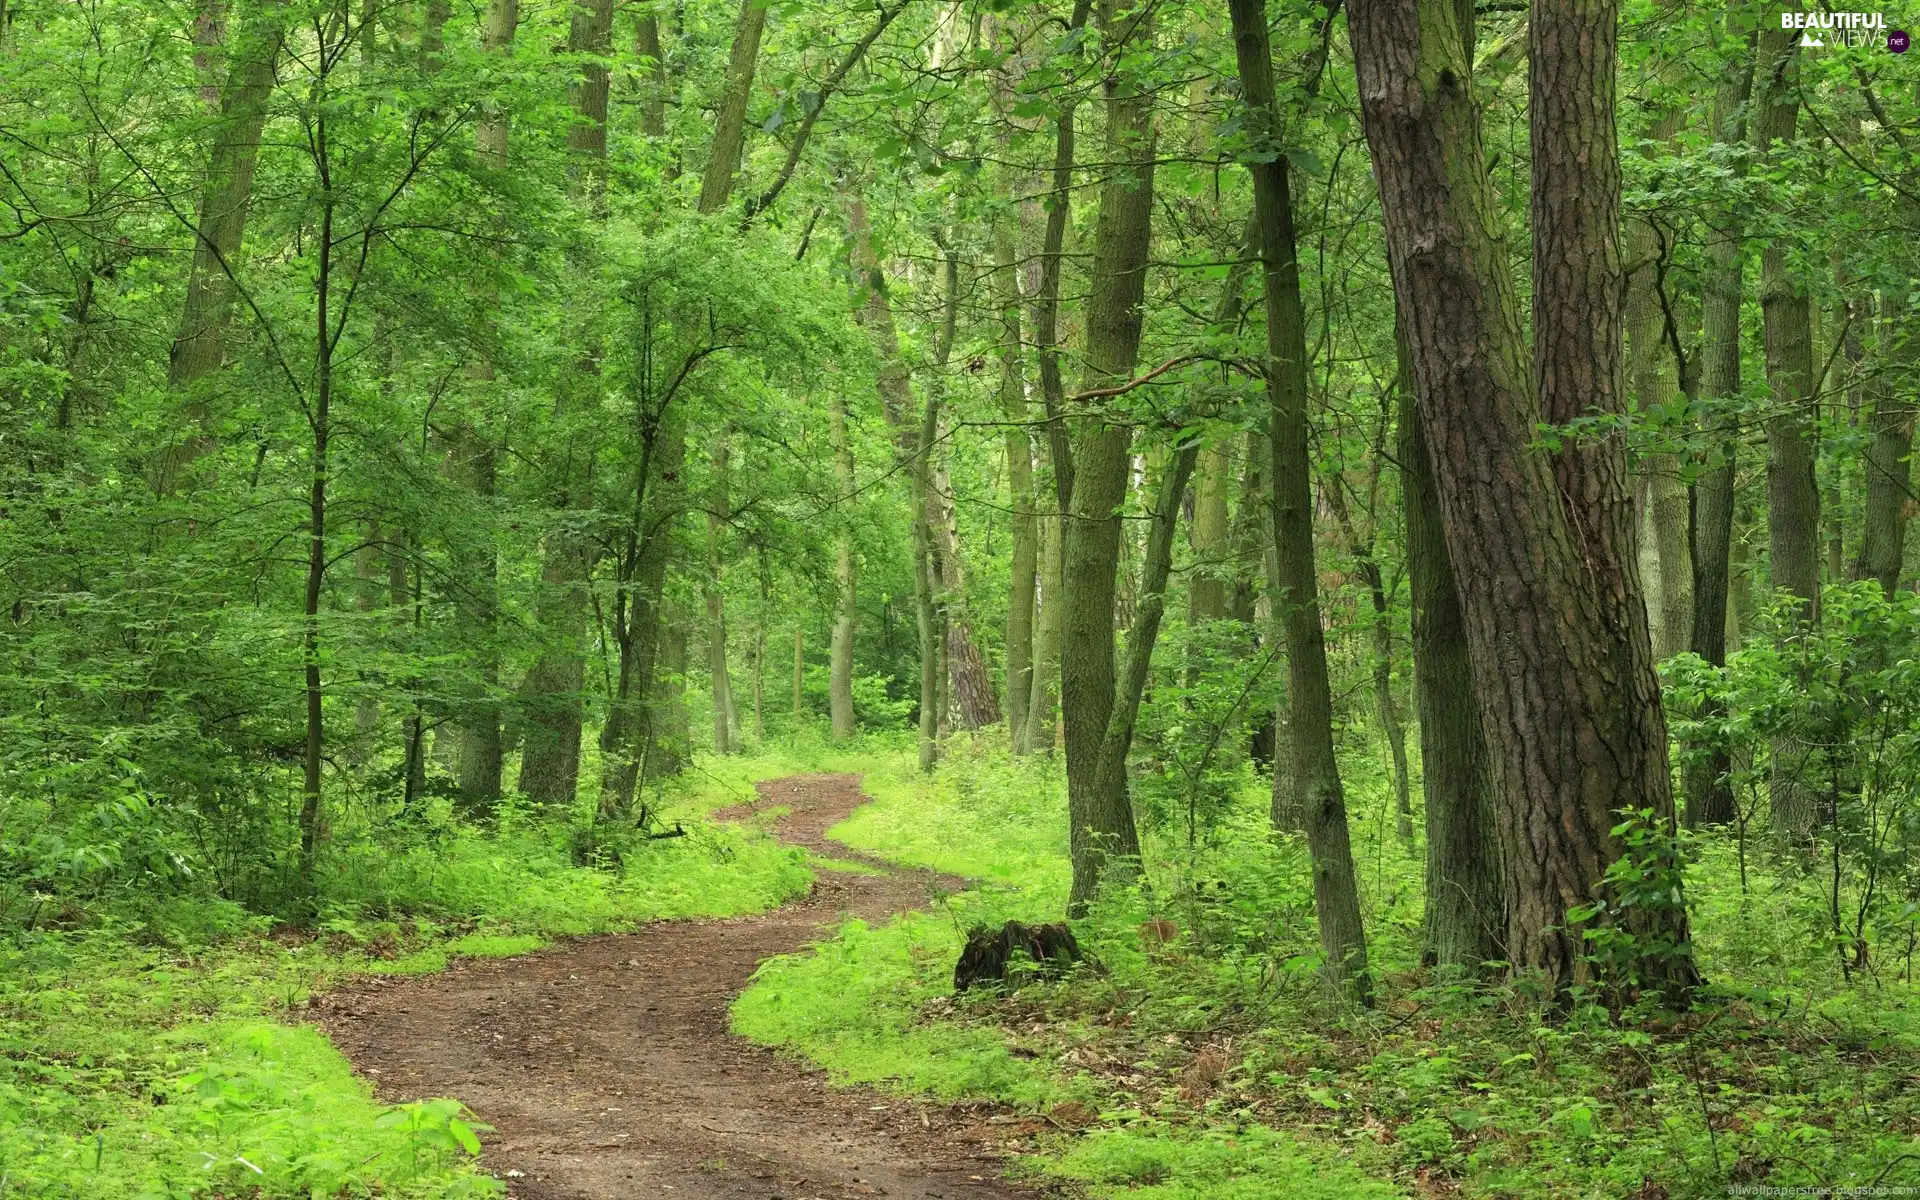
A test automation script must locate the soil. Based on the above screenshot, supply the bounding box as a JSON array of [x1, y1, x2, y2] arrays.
[[318, 773, 1047, 1200]]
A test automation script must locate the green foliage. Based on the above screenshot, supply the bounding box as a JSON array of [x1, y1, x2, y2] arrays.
[[0, 760, 813, 1198], [737, 739, 1920, 1199]]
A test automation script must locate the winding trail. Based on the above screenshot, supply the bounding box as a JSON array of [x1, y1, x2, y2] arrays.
[[319, 774, 1040, 1199]]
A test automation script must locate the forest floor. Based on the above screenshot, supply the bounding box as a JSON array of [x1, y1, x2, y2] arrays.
[[318, 773, 1044, 1200]]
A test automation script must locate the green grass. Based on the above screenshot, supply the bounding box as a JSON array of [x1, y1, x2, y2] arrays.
[[733, 735, 1409, 1199], [0, 750, 825, 1199], [733, 731, 1920, 1200]]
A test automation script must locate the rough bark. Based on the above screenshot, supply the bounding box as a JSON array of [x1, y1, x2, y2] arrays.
[[1230, 0, 1368, 994], [1351, 0, 1698, 993], [1061, 0, 1155, 916]]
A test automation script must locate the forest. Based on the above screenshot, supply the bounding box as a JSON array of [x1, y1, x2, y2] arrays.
[[2, 0, 1918, 1193]]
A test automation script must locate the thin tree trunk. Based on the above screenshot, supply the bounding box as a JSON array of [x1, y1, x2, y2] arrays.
[[696, 0, 768, 215], [1189, 445, 1232, 623], [1090, 443, 1200, 833], [297, 148, 336, 899], [1024, 509, 1064, 754], [792, 624, 805, 722], [1855, 285, 1915, 595], [996, 219, 1037, 749], [828, 392, 858, 739], [1624, 189, 1694, 659], [706, 433, 735, 754], [1686, 15, 1750, 828], [158, 8, 280, 491], [596, 409, 684, 815], [1230, 0, 1368, 995]]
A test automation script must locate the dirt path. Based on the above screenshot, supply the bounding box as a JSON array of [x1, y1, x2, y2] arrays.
[[319, 774, 1043, 1200]]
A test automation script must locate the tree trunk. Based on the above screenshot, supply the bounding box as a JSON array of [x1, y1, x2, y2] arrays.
[[1230, 0, 1368, 995], [996, 219, 1037, 749], [828, 392, 858, 740], [696, 0, 768, 215], [792, 624, 805, 722], [1686, 18, 1750, 828], [1061, 0, 1155, 916], [1089, 443, 1199, 840], [1023, 510, 1064, 754], [596, 410, 684, 815], [705, 433, 735, 755], [453, 432, 504, 808], [158, 7, 280, 491], [1351, 0, 1697, 994], [1623, 205, 1694, 659], [1753, 26, 1820, 843], [1855, 285, 1915, 595], [1401, 348, 1503, 968], [653, 607, 691, 775], [1188, 445, 1232, 622], [518, 0, 613, 807]]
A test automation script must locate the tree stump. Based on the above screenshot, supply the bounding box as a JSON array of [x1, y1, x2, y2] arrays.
[[953, 920, 1083, 991]]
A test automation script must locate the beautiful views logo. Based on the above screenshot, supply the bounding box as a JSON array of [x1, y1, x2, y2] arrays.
[[1780, 10, 1906, 50]]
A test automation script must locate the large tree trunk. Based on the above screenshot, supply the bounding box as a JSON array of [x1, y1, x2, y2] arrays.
[[1061, 0, 1155, 915], [696, 0, 768, 215], [1753, 27, 1820, 843], [1229, 0, 1368, 995], [1351, 0, 1698, 994], [452, 0, 517, 809], [1685, 16, 1750, 828], [158, 7, 280, 491]]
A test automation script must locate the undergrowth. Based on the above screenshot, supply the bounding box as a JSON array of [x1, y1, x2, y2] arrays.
[[0, 740, 841, 1199], [733, 733, 1920, 1199]]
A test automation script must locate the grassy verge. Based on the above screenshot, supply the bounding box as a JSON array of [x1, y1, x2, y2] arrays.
[[732, 738, 1404, 1198], [0, 746, 835, 1199], [733, 734, 1920, 1199]]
